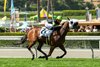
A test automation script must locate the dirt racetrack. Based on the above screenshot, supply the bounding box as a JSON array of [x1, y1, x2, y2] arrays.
[[0, 48, 100, 58]]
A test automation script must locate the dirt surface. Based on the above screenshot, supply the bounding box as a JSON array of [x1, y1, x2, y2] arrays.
[[0, 48, 100, 58]]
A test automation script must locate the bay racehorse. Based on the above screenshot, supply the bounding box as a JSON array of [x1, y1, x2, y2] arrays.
[[15, 19, 78, 60]]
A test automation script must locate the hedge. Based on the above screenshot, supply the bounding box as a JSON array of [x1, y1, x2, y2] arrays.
[[0, 32, 100, 36], [62, 10, 96, 16], [0, 32, 25, 36], [0, 40, 99, 48], [0, 10, 96, 19]]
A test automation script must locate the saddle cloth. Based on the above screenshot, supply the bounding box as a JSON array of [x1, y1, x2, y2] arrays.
[[40, 27, 53, 38]]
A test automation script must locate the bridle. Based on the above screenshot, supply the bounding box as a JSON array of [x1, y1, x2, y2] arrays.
[[62, 27, 66, 31]]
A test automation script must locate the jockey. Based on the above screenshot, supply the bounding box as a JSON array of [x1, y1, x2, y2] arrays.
[[51, 16, 62, 31], [39, 16, 62, 38], [54, 16, 62, 26]]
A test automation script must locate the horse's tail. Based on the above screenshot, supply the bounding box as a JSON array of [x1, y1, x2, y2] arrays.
[[21, 34, 27, 43], [13, 34, 27, 45]]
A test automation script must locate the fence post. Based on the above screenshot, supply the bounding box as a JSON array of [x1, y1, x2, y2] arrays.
[[99, 40, 100, 49], [96, 7, 100, 20], [88, 41, 94, 59], [85, 7, 89, 21]]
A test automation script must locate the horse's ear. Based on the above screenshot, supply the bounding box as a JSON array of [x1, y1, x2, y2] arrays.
[[67, 17, 70, 20]]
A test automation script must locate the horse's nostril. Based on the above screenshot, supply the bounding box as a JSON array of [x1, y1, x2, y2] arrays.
[[74, 22, 78, 26]]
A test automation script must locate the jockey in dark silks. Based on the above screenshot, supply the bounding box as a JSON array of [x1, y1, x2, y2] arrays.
[[39, 16, 62, 38], [51, 16, 62, 31]]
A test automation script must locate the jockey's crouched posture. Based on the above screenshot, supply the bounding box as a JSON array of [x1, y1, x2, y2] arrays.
[[39, 16, 62, 38]]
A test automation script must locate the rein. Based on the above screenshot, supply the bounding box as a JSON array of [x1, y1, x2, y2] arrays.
[[62, 27, 66, 31]]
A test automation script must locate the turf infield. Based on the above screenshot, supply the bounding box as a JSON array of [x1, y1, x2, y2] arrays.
[[0, 58, 100, 67]]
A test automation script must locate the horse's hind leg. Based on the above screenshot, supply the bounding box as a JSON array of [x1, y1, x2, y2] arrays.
[[37, 42, 48, 60], [56, 45, 67, 58], [47, 46, 56, 57], [27, 41, 36, 60]]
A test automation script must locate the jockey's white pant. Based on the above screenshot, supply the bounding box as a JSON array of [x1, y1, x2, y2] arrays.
[[45, 22, 53, 29], [40, 22, 53, 37]]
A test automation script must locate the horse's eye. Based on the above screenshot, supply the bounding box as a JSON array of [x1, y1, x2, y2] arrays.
[[70, 21, 73, 24]]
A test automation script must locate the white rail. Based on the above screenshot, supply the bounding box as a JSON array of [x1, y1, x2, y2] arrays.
[[65, 36, 100, 40], [0, 36, 100, 40], [0, 36, 23, 40]]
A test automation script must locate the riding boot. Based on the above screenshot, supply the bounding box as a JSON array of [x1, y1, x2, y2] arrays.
[[39, 34, 43, 38]]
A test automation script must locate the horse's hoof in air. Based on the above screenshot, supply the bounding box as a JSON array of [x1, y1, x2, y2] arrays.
[[31, 55, 34, 60]]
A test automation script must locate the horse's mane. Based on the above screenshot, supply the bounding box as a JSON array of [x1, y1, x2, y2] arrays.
[[59, 21, 69, 37]]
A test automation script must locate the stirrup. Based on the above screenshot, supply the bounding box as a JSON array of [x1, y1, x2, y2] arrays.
[[46, 37, 49, 45], [48, 37, 50, 41]]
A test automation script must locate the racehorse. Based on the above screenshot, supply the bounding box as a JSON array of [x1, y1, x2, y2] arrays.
[[15, 19, 78, 60]]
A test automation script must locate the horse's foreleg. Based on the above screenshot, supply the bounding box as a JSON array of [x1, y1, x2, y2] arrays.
[[27, 41, 36, 60], [56, 45, 67, 58], [37, 43, 48, 60]]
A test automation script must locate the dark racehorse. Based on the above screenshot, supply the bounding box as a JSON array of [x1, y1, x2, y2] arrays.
[[15, 20, 78, 60]]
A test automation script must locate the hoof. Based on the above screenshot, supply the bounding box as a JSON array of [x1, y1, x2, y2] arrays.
[[31, 55, 34, 60], [31, 58, 34, 60], [46, 56, 48, 60], [38, 56, 45, 58], [38, 56, 48, 60], [56, 56, 62, 59]]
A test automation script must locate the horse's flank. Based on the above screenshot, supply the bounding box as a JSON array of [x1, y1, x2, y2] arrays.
[[27, 26, 41, 42]]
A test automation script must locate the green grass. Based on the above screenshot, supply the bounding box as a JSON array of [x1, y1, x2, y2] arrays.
[[0, 58, 100, 67]]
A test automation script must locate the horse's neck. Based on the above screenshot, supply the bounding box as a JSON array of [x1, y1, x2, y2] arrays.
[[60, 22, 69, 36]]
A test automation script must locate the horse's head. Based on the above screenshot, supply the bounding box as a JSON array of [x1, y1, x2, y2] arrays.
[[68, 19, 78, 29]]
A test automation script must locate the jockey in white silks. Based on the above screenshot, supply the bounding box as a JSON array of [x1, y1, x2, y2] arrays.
[[39, 16, 62, 38], [39, 19, 54, 38]]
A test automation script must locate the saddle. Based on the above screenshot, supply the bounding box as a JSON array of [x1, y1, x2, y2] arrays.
[[40, 26, 61, 38]]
